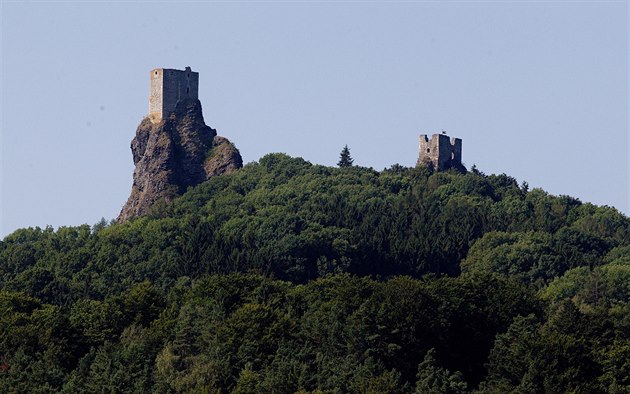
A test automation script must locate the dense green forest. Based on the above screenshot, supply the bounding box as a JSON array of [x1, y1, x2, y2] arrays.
[[1, 153, 629, 393]]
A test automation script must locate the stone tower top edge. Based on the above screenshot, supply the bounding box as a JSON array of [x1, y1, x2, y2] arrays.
[[150, 66, 198, 73], [418, 132, 457, 138]]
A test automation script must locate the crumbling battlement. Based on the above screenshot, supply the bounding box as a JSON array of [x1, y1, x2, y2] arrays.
[[417, 133, 463, 171]]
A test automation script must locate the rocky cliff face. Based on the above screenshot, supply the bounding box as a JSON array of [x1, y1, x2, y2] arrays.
[[118, 99, 242, 221]]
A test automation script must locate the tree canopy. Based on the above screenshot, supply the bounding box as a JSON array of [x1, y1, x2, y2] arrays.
[[1, 153, 629, 392]]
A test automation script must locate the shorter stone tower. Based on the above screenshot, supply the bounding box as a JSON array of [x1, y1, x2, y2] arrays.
[[417, 132, 463, 171], [149, 66, 199, 121]]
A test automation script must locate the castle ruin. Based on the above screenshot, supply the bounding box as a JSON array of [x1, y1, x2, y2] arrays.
[[417, 132, 463, 171], [119, 66, 243, 222], [149, 66, 199, 121]]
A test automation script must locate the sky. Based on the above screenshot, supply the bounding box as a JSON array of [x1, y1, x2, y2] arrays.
[[1, 1, 628, 238]]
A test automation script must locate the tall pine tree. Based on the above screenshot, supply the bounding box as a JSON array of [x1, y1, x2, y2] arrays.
[[337, 145, 354, 167]]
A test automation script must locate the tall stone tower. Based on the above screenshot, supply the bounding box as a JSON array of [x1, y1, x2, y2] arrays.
[[417, 132, 463, 171], [119, 67, 243, 222], [149, 66, 199, 121]]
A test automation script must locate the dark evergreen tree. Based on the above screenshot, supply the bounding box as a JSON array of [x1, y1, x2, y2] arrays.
[[337, 145, 354, 167]]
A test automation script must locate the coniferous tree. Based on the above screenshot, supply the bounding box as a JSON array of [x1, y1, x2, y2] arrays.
[[338, 145, 354, 167]]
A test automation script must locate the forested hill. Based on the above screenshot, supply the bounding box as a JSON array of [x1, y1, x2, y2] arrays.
[[1, 153, 629, 392]]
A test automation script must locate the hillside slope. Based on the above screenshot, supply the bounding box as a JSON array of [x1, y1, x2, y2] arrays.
[[1, 154, 629, 392]]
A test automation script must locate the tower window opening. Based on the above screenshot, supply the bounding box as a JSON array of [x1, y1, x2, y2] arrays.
[[186, 87, 189, 94], [427, 149, 430, 153]]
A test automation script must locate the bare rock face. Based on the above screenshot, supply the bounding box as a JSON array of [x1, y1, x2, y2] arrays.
[[118, 99, 242, 221], [205, 136, 243, 177]]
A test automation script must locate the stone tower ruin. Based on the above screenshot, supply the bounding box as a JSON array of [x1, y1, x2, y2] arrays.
[[417, 132, 463, 171], [149, 66, 199, 121]]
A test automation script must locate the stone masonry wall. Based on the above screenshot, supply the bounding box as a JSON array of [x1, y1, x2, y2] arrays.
[[417, 133, 463, 171], [149, 67, 199, 121], [451, 137, 462, 163], [149, 69, 164, 119]]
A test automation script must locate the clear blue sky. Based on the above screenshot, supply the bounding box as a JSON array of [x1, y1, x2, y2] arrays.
[[1, 1, 628, 238]]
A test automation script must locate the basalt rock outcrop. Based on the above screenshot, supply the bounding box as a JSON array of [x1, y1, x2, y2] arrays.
[[118, 99, 242, 221]]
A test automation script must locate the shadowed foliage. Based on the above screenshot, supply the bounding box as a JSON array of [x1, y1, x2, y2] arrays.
[[1, 153, 629, 392]]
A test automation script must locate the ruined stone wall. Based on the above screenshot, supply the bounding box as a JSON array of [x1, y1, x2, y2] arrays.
[[436, 134, 452, 170], [418, 135, 431, 164], [417, 133, 463, 171], [451, 137, 462, 163], [149, 69, 164, 119], [149, 67, 199, 121]]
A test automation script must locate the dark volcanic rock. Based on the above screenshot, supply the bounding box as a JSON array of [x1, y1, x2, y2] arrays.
[[205, 136, 243, 177], [118, 99, 242, 221]]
